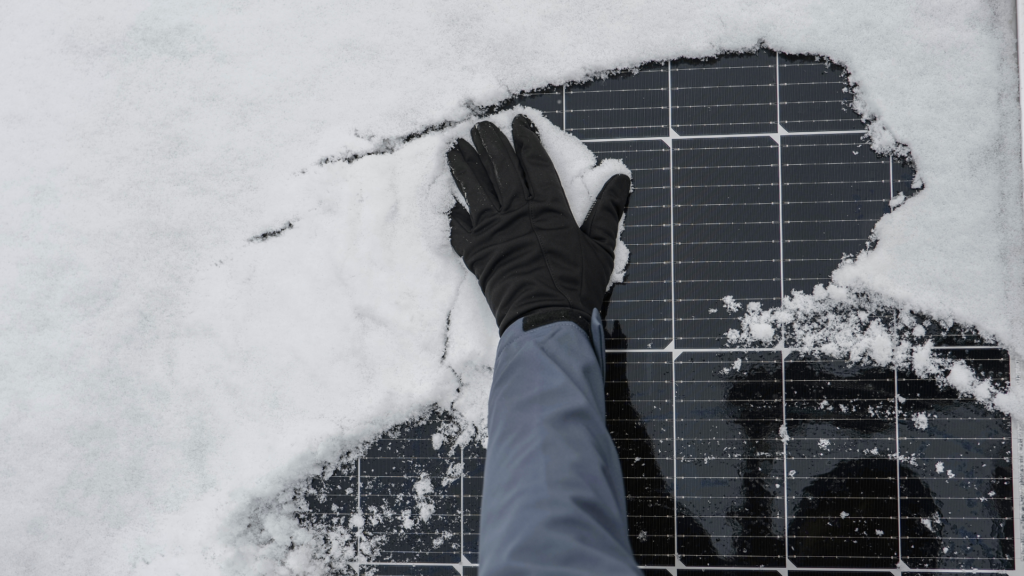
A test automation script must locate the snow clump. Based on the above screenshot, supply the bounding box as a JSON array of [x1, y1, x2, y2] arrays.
[[727, 283, 1020, 415]]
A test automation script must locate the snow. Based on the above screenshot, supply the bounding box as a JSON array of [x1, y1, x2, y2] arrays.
[[728, 283, 1016, 414], [412, 473, 435, 522], [2, 1, 1022, 575], [912, 412, 929, 430]]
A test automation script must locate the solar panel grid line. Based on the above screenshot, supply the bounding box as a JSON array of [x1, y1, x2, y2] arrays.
[[459, 444, 464, 562], [1014, 357, 1024, 574], [562, 84, 566, 128], [581, 129, 865, 145], [774, 52, 787, 361], [357, 458, 363, 557]]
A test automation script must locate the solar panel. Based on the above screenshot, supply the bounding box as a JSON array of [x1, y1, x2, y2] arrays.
[[296, 51, 1018, 575]]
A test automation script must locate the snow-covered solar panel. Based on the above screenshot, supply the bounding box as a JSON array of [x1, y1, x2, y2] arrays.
[[297, 51, 1016, 575]]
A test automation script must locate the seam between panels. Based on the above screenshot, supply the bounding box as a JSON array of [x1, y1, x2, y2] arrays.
[[775, 50, 792, 565], [895, 365, 903, 565], [667, 59, 682, 567]]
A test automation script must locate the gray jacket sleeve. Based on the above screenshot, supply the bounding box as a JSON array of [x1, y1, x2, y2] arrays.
[[479, 310, 642, 576]]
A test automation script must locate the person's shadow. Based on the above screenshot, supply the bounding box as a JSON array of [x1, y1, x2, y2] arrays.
[[603, 333, 946, 568], [604, 320, 716, 566]]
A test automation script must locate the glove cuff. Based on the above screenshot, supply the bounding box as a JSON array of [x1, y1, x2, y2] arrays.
[[521, 308, 592, 336]]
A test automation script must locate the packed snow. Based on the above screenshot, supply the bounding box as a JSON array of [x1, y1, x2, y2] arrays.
[[2, 1, 1022, 575]]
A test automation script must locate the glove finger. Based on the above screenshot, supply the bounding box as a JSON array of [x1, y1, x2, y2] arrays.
[[581, 174, 632, 255], [470, 121, 527, 212], [447, 139, 499, 224], [511, 114, 571, 214], [448, 199, 473, 258]]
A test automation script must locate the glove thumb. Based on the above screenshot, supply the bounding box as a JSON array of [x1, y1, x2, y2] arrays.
[[581, 173, 631, 255]]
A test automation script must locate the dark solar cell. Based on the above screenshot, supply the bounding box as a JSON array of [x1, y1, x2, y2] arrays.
[[462, 440, 485, 564], [299, 461, 358, 534], [891, 158, 918, 201], [360, 420, 462, 564], [607, 352, 675, 565], [503, 86, 564, 129], [671, 50, 778, 136], [905, 569, 1007, 573], [897, 349, 1014, 570], [790, 572, 894, 576], [779, 54, 863, 132], [784, 356, 899, 568], [676, 352, 786, 567], [295, 51, 1014, 574], [781, 133, 891, 295], [566, 63, 668, 139], [678, 571, 783, 576], [674, 137, 781, 348], [907, 312, 996, 347], [588, 140, 674, 350], [362, 565, 461, 575]]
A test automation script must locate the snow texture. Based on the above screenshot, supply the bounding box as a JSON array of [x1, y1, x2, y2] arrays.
[[1, 1, 1022, 575], [912, 412, 929, 430], [727, 284, 1021, 415]]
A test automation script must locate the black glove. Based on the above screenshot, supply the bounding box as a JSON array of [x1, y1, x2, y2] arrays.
[[446, 114, 631, 335]]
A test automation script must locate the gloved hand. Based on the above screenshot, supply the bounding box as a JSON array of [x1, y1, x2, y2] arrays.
[[447, 114, 631, 335]]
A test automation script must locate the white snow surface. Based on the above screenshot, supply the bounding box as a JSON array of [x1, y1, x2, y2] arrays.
[[2, 1, 1023, 575]]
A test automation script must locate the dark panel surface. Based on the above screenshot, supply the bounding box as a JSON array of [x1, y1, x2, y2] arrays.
[[674, 137, 781, 348], [462, 440, 485, 564], [891, 158, 918, 202], [781, 133, 890, 296], [566, 63, 668, 139], [607, 352, 675, 565], [897, 349, 1014, 570], [511, 86, 564, 129], [779, 54, 863, 132], [672, 50, 778, 136], [359, 419, 463, 564], [784, 356, 899, 568], [676, 351, 786, 567], [362, 565, 462, 575], [588, 140, 674, 350]]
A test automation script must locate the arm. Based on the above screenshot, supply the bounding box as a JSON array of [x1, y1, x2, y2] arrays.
[[445, 115, 639, 575], [481, 309, 639, 575]]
